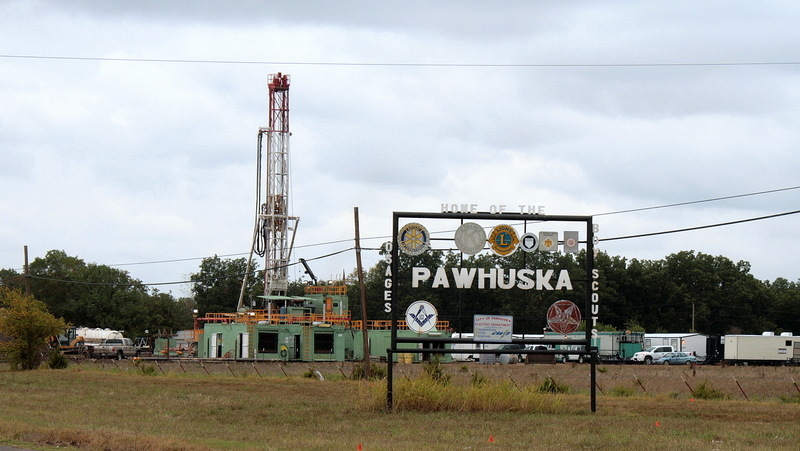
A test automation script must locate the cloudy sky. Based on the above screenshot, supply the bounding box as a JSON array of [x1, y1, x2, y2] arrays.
[[2, 1, 799, 297]]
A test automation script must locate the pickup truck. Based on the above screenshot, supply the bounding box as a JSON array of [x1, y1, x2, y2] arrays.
[[88, 338, 139, 359], [631, 345, 684, 364]]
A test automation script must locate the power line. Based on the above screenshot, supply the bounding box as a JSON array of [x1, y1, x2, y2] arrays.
[[7, 187, 798, 287], [102, 184, 800, 268], [3, 54, 800, 68], [108, 238, 365, 267], [8, 247, 358, 288], [109, 252, 248, 267], [603, 209, 800, 242], [595, 185, 800, 217], [10, 207, 798, 288]]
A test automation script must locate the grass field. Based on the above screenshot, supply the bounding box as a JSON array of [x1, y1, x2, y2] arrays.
[[0, 360, 798, 450]]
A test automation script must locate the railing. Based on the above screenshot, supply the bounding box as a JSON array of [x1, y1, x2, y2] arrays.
[[198, 311, 353, 327], [304, 285, 348, 295], [351, 320, 451, 331], [192, 311, 451, 343]]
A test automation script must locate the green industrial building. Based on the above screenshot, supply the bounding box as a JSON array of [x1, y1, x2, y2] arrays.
[[192, 285, 451, 363]]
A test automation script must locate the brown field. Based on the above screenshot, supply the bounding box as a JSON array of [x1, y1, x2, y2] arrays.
[[83, 358, 800, 402], [0, 360, 798, 450]]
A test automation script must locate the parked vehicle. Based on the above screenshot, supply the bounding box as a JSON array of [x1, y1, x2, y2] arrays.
[[654, 352, 697, 365], [555, 344, 587, 363], [632, 345, 679, 364], [88, 338, 140, 359]]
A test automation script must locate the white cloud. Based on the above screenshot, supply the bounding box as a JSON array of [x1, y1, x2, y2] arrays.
[[2, 0, 800, 293]]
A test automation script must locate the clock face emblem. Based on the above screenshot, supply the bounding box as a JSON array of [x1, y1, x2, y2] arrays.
[[488, 224, 519, 256], [454, 222, 486, 255], [398, 222, 430, 255]]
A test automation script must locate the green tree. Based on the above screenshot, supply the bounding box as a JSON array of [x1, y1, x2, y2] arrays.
[[25, 250, 147, 326], [0, 268, 24, 288], [0, 287, 67, 370], [765, 278, 800, 334], [190, 256, 262, 315], [4, 250, 191, 337]]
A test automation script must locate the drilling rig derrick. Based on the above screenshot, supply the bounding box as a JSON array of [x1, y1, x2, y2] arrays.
[[239, 73, 298, 310]]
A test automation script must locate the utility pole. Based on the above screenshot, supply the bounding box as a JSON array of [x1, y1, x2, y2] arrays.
[[23, 245, 31, 295], [354, 207, 371, 376]]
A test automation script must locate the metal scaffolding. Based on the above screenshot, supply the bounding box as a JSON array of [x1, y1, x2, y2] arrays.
[[240, 73, 299, 310]]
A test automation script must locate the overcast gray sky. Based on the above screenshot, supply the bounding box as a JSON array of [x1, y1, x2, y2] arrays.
[[2, 0, 799, 296]]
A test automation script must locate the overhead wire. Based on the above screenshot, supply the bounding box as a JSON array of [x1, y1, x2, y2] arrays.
[[4, 53, 797, 287], [601, 209, 800, 242], [76, 184, 800, 276], [594, 185, 800, 217], [7, 247, 359, 288], [8, 206, 798, 288], [5, 180, 798, 287], [3, 54, 800, 68]]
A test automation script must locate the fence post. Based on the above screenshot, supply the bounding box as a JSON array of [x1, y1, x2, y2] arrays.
[[732, 376, 749, 400]]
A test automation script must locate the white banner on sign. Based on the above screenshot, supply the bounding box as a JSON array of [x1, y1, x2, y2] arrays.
[[473, 315, 513, 342]]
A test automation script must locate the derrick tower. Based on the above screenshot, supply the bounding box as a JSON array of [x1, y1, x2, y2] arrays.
[[240, 73, 298, 309]]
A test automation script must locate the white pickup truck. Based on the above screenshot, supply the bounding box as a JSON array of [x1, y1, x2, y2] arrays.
[[632, 345, 679, 364], [88, 338, 139, 359]]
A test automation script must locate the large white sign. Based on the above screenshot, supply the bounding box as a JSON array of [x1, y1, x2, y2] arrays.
[[473, 315, 513, 342]]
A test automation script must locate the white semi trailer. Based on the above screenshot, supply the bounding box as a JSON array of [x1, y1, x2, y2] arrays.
[[723, 333, 800, 365]]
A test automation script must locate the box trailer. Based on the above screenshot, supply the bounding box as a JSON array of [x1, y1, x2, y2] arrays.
[[723, 333, 800, 365], [644, 333, 708, 360], [549, 331, 644, 363]]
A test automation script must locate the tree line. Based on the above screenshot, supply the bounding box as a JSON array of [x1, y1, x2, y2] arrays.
[[349, 248, 800, 336], [2, 248, 799, 338]]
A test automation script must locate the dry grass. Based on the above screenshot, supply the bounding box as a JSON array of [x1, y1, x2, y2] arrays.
[[0, 361, 798, 450]]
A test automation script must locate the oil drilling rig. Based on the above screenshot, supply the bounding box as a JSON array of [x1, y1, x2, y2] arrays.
[[185, 74, 451, 363], [239, 73, 298, 310]]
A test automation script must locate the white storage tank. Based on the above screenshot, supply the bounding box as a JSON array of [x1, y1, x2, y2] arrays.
[[74, 327, 123, 343]]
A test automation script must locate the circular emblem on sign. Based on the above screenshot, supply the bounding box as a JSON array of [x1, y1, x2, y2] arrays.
[[546, 300, 582, 335], [405, 300, 438, 333], [398, 222, 430, 256], [519, 232, 539, 253], [454, 222, 486, 255], [488, 224, 519, 256]]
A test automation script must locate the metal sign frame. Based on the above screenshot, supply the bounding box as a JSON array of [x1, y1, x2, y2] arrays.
[[387, 211, 597, 412]]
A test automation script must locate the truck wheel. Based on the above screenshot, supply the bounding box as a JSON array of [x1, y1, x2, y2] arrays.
[[117, 351, 124, 360], [644, 356, 653, 365], [578, 356, 585, 364]]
